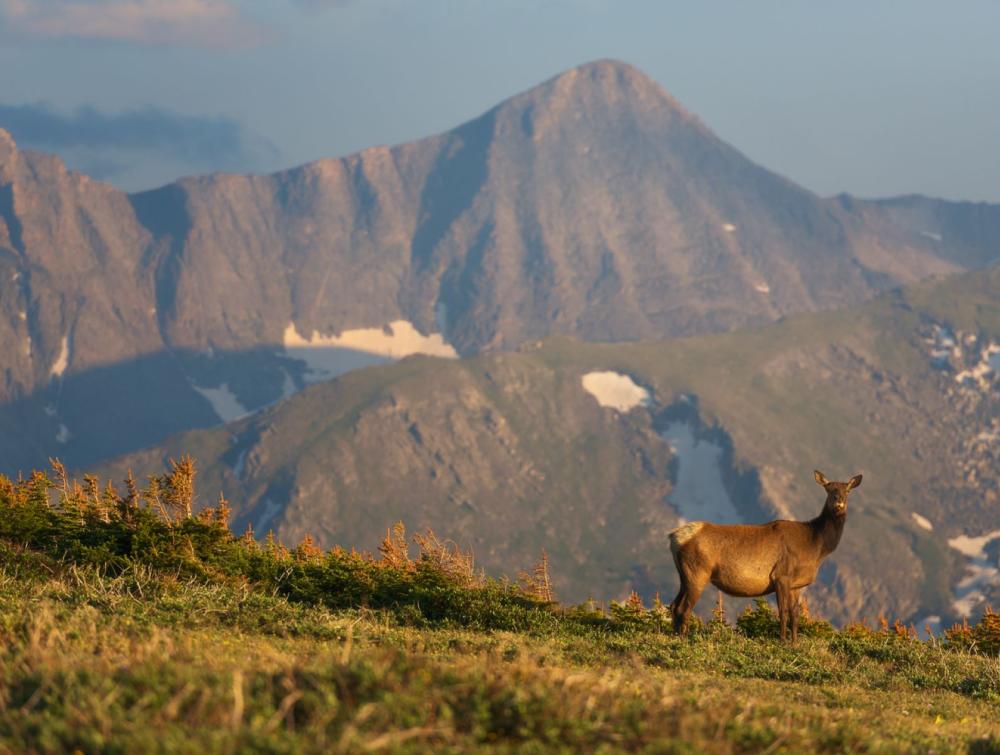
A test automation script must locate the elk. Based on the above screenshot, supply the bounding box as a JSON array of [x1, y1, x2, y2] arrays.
[[669, 470, 861, 641]]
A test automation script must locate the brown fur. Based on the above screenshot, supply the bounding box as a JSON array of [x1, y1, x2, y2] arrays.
[[669, 470, 862, 641]]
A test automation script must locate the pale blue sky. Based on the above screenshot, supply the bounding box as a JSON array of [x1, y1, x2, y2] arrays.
[[1, 0, 998, 201]]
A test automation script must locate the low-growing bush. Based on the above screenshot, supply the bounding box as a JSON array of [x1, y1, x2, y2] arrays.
[[2, 460, 998, 653], [943, 609, 1000, 656], [0, 464, 587, 635], [736, 597, 835, 639]]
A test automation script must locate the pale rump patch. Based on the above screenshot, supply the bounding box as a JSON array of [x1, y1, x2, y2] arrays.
[[669, 521, 705, 553], [580, 371, 651, 412]]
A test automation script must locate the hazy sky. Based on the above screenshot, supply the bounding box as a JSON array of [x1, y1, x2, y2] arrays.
[[1, 1, 998, 201]]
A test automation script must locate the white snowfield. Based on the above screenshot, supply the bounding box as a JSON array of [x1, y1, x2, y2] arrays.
[[580, 371, 651, 412], [193, 382, 249, 424], [915, 615, 942, 640], [50, 335, 70, 378], [283, 320, 457, 383], [923, 323, 960, 365], [435, 302, 449, 336], [660, 421, 744, 525], [254, 497, 283, 534], [948, 530, 1000, 618], [954, 343, 1000, 389], [579, 373, 744, 525], [55, 423, 71, 444], [911, 512, 933, 531]]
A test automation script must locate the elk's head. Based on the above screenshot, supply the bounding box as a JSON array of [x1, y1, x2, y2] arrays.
[[814, 470, 862, 517]]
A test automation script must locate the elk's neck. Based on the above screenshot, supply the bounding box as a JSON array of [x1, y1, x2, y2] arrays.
[[810, 510, 846, 556]]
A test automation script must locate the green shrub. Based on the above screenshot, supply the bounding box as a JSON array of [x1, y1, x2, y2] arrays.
[[943, 609, 1000, 657], [736, 597, 835, 639]]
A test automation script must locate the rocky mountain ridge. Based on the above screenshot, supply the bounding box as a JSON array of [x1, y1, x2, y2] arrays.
[[3, 59, 1000, 475]]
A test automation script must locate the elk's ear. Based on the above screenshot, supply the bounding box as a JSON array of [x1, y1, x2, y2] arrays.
[[814, 470, 830, 486], [848, 474, 863, 490]]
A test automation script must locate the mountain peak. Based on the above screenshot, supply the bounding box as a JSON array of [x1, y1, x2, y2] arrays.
[[0, 128, 19, 178], [0, 128, 16, 157], [506, 59, 701, 132], [568, 58, 660, 88]]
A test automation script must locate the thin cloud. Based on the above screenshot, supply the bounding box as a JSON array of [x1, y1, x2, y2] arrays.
[[0, 0, 269, 48], [0, 101, 277, 170]]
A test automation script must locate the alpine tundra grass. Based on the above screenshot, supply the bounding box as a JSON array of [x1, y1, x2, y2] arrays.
[[0, 462, 998, 753]]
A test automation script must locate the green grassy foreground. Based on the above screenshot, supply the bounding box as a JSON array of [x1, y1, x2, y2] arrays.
[[1, 463, 999, 753]]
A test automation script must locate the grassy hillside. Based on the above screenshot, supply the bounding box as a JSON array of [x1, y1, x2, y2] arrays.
[[98, 265, 1000, 625], [1, 467, 999, 753]]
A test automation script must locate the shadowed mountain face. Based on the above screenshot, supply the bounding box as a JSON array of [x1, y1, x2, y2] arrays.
[[97, 267, 1000, 625], [1, 60, 999, 473]]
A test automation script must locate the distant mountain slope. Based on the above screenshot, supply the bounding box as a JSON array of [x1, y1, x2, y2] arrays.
[[100, 266, 1000, 625], [2, 60, 999, 473], [132, 60, 967, 356], [858, 194, 1000, 269]]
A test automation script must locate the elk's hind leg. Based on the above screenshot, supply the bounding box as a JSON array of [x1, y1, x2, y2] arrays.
[[672, 566, 708, 637], [670, 584, 688, 634]]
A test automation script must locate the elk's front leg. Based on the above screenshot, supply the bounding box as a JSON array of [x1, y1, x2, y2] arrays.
[[775, 579, 792, 641], [790, 588, 803, 642]]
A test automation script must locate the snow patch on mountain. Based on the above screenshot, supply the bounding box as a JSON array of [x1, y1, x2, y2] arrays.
[[193, 382, 249, 424], [915, 615, 942, 639], [923, 323, 959, 365], [254, 497, 284, 534], [55, 424, 71, 444], [660, 422, 743, 525], [435, 302, 449, 337], [922, 322, 1000, 393], [232, 448, 248, 480], [948, 530, 1000, 618], [283, 320, 457, 384], [955, 343, 1000, 389], [911, 512, 933, 531], [580, 371, 650, 412], [50, 335, 70, 378]]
